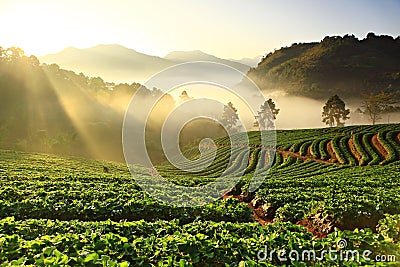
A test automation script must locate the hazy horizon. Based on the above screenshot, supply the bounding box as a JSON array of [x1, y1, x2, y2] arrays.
[[1, 0, 400, 59]]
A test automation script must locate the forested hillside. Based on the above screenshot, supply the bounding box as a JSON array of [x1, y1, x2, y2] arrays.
[[247, 33, 400, 99], [0, 46, 226, 163]]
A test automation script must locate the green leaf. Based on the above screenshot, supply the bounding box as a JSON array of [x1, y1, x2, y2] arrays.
[[83, 252, 99, 263], [43, 247, 55, 256]]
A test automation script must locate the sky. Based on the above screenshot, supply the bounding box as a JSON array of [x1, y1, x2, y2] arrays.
[[0, 0, 399, 59]]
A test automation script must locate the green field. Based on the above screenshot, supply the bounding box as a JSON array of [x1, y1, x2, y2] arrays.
[[1, 124, 400, 266]]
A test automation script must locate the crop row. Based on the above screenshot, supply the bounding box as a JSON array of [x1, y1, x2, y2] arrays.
[[0, 216, 398, 266], [253, 161, 400, 222], [275, 130, 399, 167], [162, 126, 400, 187], [0, 174, 253, 223], [379, 131, 399, 165]]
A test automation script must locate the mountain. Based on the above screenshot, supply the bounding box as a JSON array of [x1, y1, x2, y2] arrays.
[[164, 50, 250, 73], [247, 33, 400, 99], [229, 55, 263, 67], [39, 45, 251, 83], [39, 44, 172, 83]]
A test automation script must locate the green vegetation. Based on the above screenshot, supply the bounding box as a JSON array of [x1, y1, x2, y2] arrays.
[[0, 46, 227, 164], [1, 124, 400, 265], [322, 95, 350, 127], [1, 216, 399, 266], [248, 33, 400, 99]]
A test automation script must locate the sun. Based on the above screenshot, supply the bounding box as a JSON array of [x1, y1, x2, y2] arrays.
[[0, 2, 92, 56]]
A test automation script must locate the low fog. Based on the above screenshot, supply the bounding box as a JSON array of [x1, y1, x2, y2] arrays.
[[1, 49, 399, 165], [258, 91, 400, 130]]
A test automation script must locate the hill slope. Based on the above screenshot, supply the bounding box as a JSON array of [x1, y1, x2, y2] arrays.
[[247, 33, 400, 99], [39, 44, 172, 83]]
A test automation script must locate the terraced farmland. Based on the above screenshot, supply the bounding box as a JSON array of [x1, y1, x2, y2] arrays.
[[1, 124, 400, 265]]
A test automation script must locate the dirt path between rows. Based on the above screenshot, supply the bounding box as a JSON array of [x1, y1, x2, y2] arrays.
[[371, 134, 388, 158], [296, 215, 333, 239], [326, 141, 337, 163], [277, 149, 330, 164], [218, 132, 400, 167], [348, 136, 362, 163], [222, 193, 272, 226]]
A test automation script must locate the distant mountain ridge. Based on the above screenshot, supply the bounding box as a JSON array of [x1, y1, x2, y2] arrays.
[[247, 33, 400, 99], [164, 50, 250, 72], [39, 45, 251, 83], [229, 55, 262, 67]]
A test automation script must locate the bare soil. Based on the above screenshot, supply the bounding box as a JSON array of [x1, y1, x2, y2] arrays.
[[348, 135, 362, 163], [371, 134, 388, 158], [326, 141, 338, 163], [307, 145, 312, 157], [223, 191, 385, 239], [223, 193, 273, 226], [277, 149, 331, 164], [296, 213, 334, 239]]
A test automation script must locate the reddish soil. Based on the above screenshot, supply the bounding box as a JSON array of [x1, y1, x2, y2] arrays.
[[307, 145, 312, 157], [249, 203, 273, 226], [277, 149, 331, 164], [222, 193, 272, 226], [223, 191, 386, 239], [348, 135, 362, 163], [296, 215, 333, 239], [218, 134, 396, 239], [223, 192, 335, 238], [371, 134, 388, 158], [326, 141, 338, 163]]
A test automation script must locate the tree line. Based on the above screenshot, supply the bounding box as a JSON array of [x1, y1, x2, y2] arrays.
[[215, 92, 399, 132], [322, 93, 399, 126], [1, 44, 399, 164]]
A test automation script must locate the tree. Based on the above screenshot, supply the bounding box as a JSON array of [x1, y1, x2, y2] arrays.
[[253, 99, 280, 130], [360, 92, 398, 125], [221, 102, 239, 132], [178, 90, 193, 103], [322, 95, 350, 127], [5, 47, 25, 62]]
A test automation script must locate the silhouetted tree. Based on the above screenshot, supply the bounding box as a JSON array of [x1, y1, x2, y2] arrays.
[[360, 92, 398, 125], [254, 99, 280, 129], [322, 95, 350, 126], [221, 102, 239, 132], [179, 90, 193, 103], [0, 46, 5, 59]]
